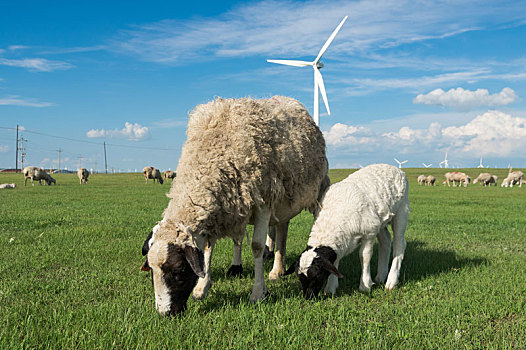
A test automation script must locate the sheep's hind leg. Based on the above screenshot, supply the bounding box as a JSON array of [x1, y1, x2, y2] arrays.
[[250, 207, 271, 303], [375, 227, 392, 285], [359, 237, 375, 293], [192, 238, 216, 300], [227, 238, 243, 277], [263, 226, 275, 261], [269, 221, 289, 281], [385, 204, 408, 291]]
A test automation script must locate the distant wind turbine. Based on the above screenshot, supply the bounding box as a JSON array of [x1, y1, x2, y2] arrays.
[[267, 16, 348, 125], [394, 158, 408, 168], [477, 157, 485, 168], [439, 151, 449, 169], [422, 163, 432, 168]]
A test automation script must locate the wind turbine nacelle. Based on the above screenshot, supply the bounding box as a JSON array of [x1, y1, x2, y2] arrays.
[[316, 61, 324, 69]]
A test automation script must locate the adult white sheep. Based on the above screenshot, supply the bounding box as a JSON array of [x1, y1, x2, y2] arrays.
[[444, 172, 470, 187], [501, 168, 523, 187], [284, 164, 409, 298], [417, 175, 426, 185], [473, 173, 497, 187], [77, 168, 89, 184], [425, 175, 436, 186], [146, 96, 328, 316], [164, 171, 176, 181], [143, 166, 164, 184], [23, 166, 56, 186]]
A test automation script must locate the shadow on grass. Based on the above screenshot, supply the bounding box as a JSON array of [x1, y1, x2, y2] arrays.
[[193, 239, 487, 312]]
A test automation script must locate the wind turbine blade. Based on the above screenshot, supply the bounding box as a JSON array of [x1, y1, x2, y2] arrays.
[[314, 16, 348, 64], [402, 160, 408, 164], [267, 59, 312, 67], [394, 158, 400, 163], [313, 69, 319, 125], [314, 68, 330, 115]]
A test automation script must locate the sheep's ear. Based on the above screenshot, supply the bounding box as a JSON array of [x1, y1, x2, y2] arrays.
[[140, 257, 151, 272], [142, 231, 153, 256], [321, 258, 344, 278], [184, 246, 205, 278], [284, 260, 298, 276]]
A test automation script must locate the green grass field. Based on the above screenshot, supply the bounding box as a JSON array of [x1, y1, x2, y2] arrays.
[[1, 168, 525, 349]]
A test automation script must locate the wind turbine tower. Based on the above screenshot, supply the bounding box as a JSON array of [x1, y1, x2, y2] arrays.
[[477, 157, 485, 168], [439, 151, 449, 168], [394, 158, 408, 168], [267, 16, 348, 125]]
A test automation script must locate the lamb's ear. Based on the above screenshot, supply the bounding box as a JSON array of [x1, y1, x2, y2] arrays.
[[321, 258, 344, 278], [184, 246, 205, 278], [284, 260, 298, 276], [140, 257, 151, 272]]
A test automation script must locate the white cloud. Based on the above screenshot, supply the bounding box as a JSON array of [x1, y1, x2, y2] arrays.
[[113, 0, 526, 63], [0, 145, 8, 152], [8, 45, 29, 51], [86, 122, 150, 141], [0, 57, 73, 72], [0, 95, 55, 107], [325, 110, 526, 158], [414, 87, 518, 111]]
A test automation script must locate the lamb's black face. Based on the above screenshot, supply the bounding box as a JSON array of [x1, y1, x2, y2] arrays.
[[298, 262, 332, 299], [148, 242, 205, 316]]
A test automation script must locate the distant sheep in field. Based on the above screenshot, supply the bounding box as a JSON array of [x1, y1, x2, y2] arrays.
[[0, 183, 16, 189], [285, 164, 409, 298], [163, 171, 176, 181], [425, 175, 436, 186], [473, 173, 497, 187], [77, 168, 89, 184], [417, 175, 426, 185], [501, 168, 523, 188], [145, 96, 328, 316], [444, 172, 470, 187], [23, 166, 56, 186], [142, 166, 163, 184]]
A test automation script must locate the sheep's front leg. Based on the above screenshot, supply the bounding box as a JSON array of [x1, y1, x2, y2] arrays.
[[324, 258, 341, 295], [359, 237, 375, 293], [386, 204, 408, 290], [375, 227, 392, 285], [269, 221, 289, 281], [192, 238, 216, 300], [250, 207, 271, 303]]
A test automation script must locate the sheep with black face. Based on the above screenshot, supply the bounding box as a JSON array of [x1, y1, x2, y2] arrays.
[[285, 164, 409, 299], [145, 96, 328, 316]]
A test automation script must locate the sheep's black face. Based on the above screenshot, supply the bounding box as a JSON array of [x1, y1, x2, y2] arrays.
[[298, 263, 331, 299], [148, 242, 204, 316]]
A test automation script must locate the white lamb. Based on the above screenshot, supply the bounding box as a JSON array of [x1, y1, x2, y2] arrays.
[[0, 183, 17, 189], [285, 164, 409, 298]]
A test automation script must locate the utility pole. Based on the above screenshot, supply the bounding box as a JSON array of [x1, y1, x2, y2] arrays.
[[77, 155, 84, 169], [15, 125, 19, 173], [19, 136, 27, 170], [57, 148, 62, 173], [104, 142, 108, 174]]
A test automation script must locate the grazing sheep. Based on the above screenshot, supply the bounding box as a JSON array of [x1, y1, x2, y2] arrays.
[[285, 164, 409, 298], [0, 183, 16, 189], [146, 96, 328, 315], [425, 175, 436, 186], [143, 166, 164, 184], [23, 166, 56, 186], [444, 172, 470, 187], [417, 175, 426, 185], [77, 168, 89, 184], [163, 171, 176, 181], [501, 168, 523, 187], [473, 173, 497, 187]]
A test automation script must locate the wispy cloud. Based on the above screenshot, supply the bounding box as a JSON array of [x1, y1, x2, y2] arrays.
[[414, 87, 519, 111], [8, 45, 29, 51], [112, 0, 526, 63], [86, 122, 150, 141], [0, 95, 55, 107], [0, 145, 8, 152], [0, 57, 74, 72]]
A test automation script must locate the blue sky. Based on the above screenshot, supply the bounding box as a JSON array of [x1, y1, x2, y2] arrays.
[[1, 0, 526, 171]]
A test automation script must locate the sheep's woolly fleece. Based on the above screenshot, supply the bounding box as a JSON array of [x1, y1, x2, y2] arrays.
[[157, 96, 328, 244], [307, 164, 409, 255]]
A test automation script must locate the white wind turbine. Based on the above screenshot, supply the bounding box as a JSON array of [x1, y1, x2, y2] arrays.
[[422, 163, 432, 168], [394, 158, 408, 168], [477, 157, 485, 168], [439, 151, 449, 168], [267, 16, 348, 125]]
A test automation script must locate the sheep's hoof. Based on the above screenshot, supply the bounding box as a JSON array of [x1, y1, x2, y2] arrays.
[[385, 278, 398, 291], [226, 264, 243, 277], [192, 280, 212, 300], [359, 282, 374, 293], [374, 275, 387, 285], [263, 246, 274, 261], [268, 269, 284, 281], [249, 286, 269, 303]]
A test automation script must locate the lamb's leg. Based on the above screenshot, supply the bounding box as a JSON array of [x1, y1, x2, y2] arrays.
[[324, 258, 341, 295], [375, 227, 392, 285], [250, 207, 271, 303], [385, 204, 408, 291], [269, 221, 289, 281], [192, 238, 216, 300], [227, 238, 243, 277], [359, 237, 375, 292]]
